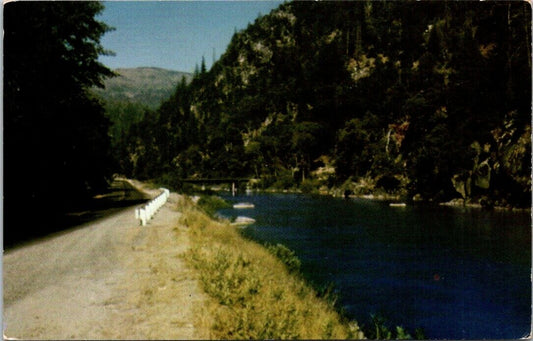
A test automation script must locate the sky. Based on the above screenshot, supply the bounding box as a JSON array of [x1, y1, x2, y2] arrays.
[[97, 1, 284, 73]]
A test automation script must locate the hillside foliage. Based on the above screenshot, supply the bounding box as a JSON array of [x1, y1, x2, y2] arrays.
[[116, 1, 531, 207], [92, 68, 192, 174]]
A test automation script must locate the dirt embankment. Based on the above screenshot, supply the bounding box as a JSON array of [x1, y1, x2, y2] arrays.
[[3, 179, 210, 339]]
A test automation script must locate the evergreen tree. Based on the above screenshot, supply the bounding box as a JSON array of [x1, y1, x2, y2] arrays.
[[4, 1, 115, 244]]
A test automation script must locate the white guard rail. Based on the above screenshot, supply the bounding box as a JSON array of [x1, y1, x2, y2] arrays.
[[135, 188, 170, 226]]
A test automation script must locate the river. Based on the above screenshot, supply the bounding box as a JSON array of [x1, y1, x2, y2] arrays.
[[218, 193, 531, 339]]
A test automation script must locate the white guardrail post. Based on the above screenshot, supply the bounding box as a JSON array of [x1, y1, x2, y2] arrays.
[[135, 188, 170, 226]]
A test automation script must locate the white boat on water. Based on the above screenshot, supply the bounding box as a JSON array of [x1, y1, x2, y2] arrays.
[[233, 202, 255, 209], [389, 202, 407, 207], [231, 216, 256, 227]]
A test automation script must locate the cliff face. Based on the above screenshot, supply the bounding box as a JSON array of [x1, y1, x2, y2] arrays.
[[126, 1, 531, 207]]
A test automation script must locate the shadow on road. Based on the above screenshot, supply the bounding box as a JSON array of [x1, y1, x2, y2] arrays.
[[4, 179, 150, 250]]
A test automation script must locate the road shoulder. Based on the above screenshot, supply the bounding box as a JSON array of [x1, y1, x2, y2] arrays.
[[3, 182, 209, 339]]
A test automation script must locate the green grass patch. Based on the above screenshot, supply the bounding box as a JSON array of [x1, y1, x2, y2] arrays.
[[196, 195, 232, 217]]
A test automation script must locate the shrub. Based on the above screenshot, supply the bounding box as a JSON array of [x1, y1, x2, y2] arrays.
[[362, 314, 424, 340], [272, 170, 297, 190], [155, 171, 182, 191], [315, 282, 340, 309], [300, 178, 320, 194], [266, 243, 302, 274], [197, 195, 231, 217], [375, 175, 401, 193]]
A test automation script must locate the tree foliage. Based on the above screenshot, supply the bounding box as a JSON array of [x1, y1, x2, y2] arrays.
[[4, 1, 115, 243]]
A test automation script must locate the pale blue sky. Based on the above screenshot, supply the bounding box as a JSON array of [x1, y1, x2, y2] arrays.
[[98, 1, 284, 73]]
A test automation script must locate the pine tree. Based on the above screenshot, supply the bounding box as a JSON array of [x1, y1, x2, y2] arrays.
[[4, 1, 115, 244]]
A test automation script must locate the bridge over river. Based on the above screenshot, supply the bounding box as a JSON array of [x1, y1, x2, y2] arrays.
[[180, 178, 254, 195]]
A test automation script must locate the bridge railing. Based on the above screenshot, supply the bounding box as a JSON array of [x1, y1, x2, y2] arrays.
[[179, 178, 253, 196], [135, 188, 170, 226]]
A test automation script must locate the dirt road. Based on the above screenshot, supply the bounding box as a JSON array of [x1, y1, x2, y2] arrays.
[[3, 180, 210, 339]]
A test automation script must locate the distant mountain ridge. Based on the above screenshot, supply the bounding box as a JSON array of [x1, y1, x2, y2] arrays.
[[94, 67, 192, 109]]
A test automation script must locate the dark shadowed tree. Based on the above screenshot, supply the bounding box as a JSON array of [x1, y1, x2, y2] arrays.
[[4, 1, 115, 245]]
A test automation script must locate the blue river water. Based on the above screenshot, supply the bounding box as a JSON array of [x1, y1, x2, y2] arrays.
[[218, 193, 531, 339]]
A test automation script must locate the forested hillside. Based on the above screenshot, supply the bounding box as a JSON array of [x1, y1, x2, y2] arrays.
[[117, 1, 531, 208], [92, 67, 192, 172]]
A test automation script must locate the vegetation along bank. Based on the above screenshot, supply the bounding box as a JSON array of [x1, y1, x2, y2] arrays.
[[177, 195, 426, 339], [179, 195, 364, 339]]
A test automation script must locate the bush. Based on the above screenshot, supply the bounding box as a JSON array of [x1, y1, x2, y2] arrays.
[[300, 178, 320, 194], [362, 314, 425, 340], [155, 171, 182, 191], [315, 282, 339, 309], [272, 170, 297, 190], [267, 243, 301, 274], [197, 195, 231, 217], [375, 175, 401, 193]]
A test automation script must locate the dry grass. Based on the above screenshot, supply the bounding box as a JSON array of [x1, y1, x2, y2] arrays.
[[178, 196, 364, 339], [115, 209, 211, 340]]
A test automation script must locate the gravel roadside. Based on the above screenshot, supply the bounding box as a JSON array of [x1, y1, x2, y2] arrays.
[[3, 180, 209, 339]]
